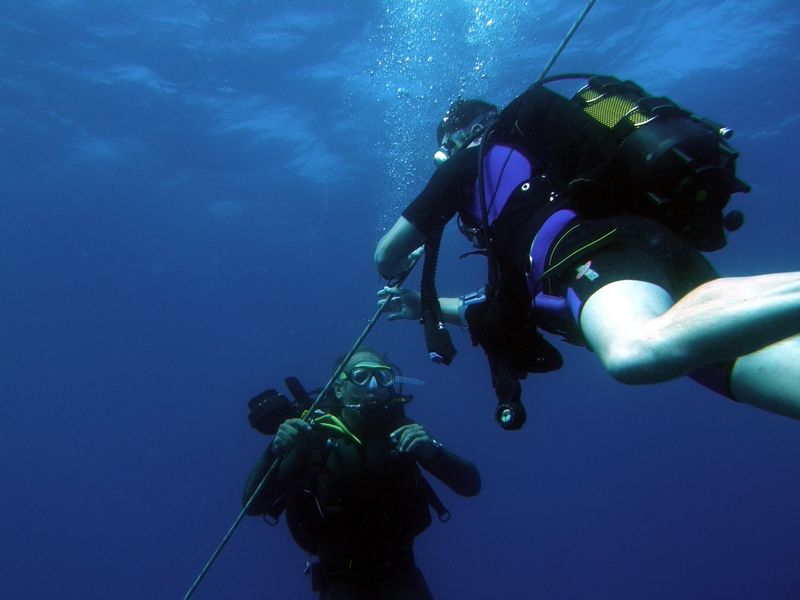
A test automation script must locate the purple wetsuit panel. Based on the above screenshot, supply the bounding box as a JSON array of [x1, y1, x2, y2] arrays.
[[527, 209, 577, 321], [460, 145, 533, 228]]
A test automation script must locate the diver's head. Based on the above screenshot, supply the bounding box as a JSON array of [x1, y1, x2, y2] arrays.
[[334, 348, 404, 433], [433, 98, 499, 166]]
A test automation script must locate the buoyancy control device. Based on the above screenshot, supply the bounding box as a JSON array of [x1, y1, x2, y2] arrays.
[[509, 74, 751, 251]]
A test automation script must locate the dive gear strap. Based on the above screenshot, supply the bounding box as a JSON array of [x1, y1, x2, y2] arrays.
[[473, 128, 563, 429], [419, 227, 457, 365]]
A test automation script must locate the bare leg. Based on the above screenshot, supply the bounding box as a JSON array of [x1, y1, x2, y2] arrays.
[[730, 336, 800, 418], [579, 274, 800, 417]]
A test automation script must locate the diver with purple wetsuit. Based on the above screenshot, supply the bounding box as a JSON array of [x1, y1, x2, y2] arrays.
[[380, 84, 745, 427]]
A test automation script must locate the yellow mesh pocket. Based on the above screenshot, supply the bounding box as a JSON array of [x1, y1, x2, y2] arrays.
[[578, 89, 648, 129]]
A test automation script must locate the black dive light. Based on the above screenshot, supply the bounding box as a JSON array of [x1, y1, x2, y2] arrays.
[[493, 374, 526, 430]]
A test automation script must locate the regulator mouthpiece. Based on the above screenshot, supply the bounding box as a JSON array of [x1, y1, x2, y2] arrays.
[[433, 146, 451, 166]]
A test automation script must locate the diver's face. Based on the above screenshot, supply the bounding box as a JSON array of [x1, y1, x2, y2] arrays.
[[336, 360, 397, 430]]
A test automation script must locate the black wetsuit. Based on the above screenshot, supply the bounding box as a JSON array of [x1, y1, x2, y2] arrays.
[[244, 418, 480, 599]]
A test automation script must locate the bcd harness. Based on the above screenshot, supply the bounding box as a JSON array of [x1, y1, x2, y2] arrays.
[[273, 431, 451, 590], [419, 74, 751, 430], [247, 377, 450, 557]]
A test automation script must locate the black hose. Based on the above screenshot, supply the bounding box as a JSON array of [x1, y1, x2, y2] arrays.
[[419, 228, 457, 365]]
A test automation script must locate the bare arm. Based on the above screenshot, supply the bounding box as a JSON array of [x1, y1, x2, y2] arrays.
[[378, 286, 466, 326], [374, 216, 425, 280]]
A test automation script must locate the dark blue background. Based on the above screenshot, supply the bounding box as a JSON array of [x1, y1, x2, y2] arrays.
[[2, 1, 799, 598]]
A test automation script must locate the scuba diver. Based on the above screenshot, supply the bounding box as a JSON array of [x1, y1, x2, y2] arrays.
[[242, 348, 481, 599], [373, 75, 800, 427]]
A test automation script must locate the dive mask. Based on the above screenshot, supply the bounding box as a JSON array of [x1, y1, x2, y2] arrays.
[[340, 365, 396, 388]]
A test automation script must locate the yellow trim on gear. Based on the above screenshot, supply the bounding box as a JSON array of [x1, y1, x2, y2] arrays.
[[579, 89, 648, 129], [540, 226, 618, 280], [301, 410, 362, 446]]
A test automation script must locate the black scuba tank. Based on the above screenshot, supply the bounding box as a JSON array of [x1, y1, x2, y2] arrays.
[[512, 74, 751, 251]]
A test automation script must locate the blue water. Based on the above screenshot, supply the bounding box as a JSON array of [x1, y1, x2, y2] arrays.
[[2, 1, 799, 598]]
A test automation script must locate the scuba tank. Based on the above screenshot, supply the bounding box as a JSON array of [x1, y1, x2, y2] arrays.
[[512, 74, 750, 251]]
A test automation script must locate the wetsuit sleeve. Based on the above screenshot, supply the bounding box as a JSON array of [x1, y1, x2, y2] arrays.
[[401, 146, 478, 241], [419, 447, 481, 497], [241, 443, 309, 515]]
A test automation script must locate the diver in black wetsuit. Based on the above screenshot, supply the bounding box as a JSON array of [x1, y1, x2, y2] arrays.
[[243, 348, 480, 599]]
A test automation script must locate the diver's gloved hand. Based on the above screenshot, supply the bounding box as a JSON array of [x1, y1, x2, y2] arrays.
[[270, 418, 312, 457], [390, 423, 442, 460], [378, 286, 421, 321]]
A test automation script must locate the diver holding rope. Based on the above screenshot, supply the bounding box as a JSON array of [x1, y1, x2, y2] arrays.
[[242, 348, 480, 599]]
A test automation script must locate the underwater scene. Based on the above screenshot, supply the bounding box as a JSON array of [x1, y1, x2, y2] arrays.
[[2, 1, 799, 598]]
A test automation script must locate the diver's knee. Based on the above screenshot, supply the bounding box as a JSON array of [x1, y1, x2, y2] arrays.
[[599, 341, 675, 385], [600, 348, 648, 384]]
